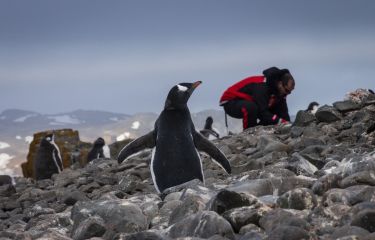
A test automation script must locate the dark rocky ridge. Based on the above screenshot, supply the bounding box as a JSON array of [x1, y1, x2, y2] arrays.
[[0, 93, 375, 239]]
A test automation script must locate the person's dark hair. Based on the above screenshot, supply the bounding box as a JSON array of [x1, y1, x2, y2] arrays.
[[263, 67, 293, 93], [280, 72, 294, 86]]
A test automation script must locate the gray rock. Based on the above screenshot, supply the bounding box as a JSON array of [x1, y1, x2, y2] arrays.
[[222, 206, 264, 232], [0, 184, 16, 198], [71, 199, 147, 234], [167, 211, 235, 240], [277, 188, 317, 210], [312, 174, 342, 195], [238, 231, 266, 240], [351, 209, 375, 232], [334, 100, 361, 113], [207, 190, 258, 214], [290, 126, 305, 138], [115, 231, 171, 240], [349, 186, 375, 205], [24, 204, 55, 220], [293, 110, 316, 127], [169, 194, 205, 225], [54, 169, 83, 187], [151, 200, 182, 229], [315, 105, 342, 123], [350, 202, 375, 216], [335, 156, 375, 178], [238, 223, 264, 235], [339, 171, 375, 188], [331, 225, 370, 239], [258, 209, 310, 232], [252, 135, 290, 158], [160, 179, 204, 198], [299, 145, 328, 169], [267, 226, 310, 240], [59, 190, 89, 206], [322, 188, 353, 206], [228, 176, 315, 197], [71, 216, 106, 240], [287, 153, 318, 176], [363, 232, 375, 240], [37, 229, 73, 240]]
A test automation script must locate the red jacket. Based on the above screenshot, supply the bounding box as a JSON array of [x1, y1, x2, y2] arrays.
[[220, 76, 266, 105], [220, 75, 290, 124]]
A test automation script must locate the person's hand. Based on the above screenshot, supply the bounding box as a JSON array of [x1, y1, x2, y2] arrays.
[[278, 118, 290, 125]]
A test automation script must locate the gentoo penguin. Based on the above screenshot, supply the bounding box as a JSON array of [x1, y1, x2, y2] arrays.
[[306, 101, 319, 115], [118, 81, 231, 193], [34, 133, 63, 180], [199, 116, 220, 139], [87, 137, 106, 162]]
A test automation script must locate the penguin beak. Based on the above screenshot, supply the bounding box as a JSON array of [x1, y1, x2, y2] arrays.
[[191, 81, 202, 90]]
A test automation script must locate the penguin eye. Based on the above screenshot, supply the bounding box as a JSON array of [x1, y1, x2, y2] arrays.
[[46, 137, 51, 141], [177, 85, 188, 92]]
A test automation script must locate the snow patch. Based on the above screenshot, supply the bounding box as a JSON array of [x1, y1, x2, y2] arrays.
[[117, 132, 131, 141], [48, 115, 82, 125], [14, 114, 37, 122], [131, 121, 141, 130], [0, 153, 14, 176], [25, 136, 34, 144], [103, 145, 111, 158], [0, 142, 10, 149], [110, 117, 119, 122]]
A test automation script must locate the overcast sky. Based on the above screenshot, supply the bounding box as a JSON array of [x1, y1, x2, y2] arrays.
[[1, 0, 374, 115]]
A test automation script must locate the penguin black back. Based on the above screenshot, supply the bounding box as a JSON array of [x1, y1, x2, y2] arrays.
[[87, 137, 106, 163], [200, 116, 220, 139], [118, 81, 231, 193], [34, 133, 63, 180]]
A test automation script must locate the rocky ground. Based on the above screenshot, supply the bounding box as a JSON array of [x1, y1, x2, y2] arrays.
[[1, 93, 375, 240]]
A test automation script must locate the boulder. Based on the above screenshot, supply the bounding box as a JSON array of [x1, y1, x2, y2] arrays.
[[315, 105, 342, 123]]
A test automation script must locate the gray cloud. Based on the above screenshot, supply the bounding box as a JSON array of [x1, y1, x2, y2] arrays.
[[1, 1, 374, 114]]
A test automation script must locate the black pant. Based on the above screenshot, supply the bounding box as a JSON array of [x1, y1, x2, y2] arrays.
[[223, 100, 258, 130]]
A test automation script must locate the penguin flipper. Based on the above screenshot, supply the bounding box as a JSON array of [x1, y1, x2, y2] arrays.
[[117, 131, 156, 164], [192, 131, 231, 174]]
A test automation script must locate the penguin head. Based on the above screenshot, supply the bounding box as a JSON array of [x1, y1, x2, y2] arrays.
[[204, 116, 214, 129], [164, 81, 202, 110], [307, 101, 319, 115], [40, 133, 55, 147], [94, 137, 105, 147]]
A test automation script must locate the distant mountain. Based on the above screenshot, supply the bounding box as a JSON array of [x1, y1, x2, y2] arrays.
[[0, 108, 242, 176]]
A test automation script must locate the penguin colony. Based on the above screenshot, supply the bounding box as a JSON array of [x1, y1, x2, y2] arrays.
[[30, 82, 231, 193]]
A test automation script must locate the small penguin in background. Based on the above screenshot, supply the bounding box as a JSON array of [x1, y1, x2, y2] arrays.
[[306, 101, 319, 115], [118, 81, 231, 193], [87, 137, 109, 162], [200, 116, 220, 139], [368, 89, 374, 95], [34, 133, 63, 180]]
